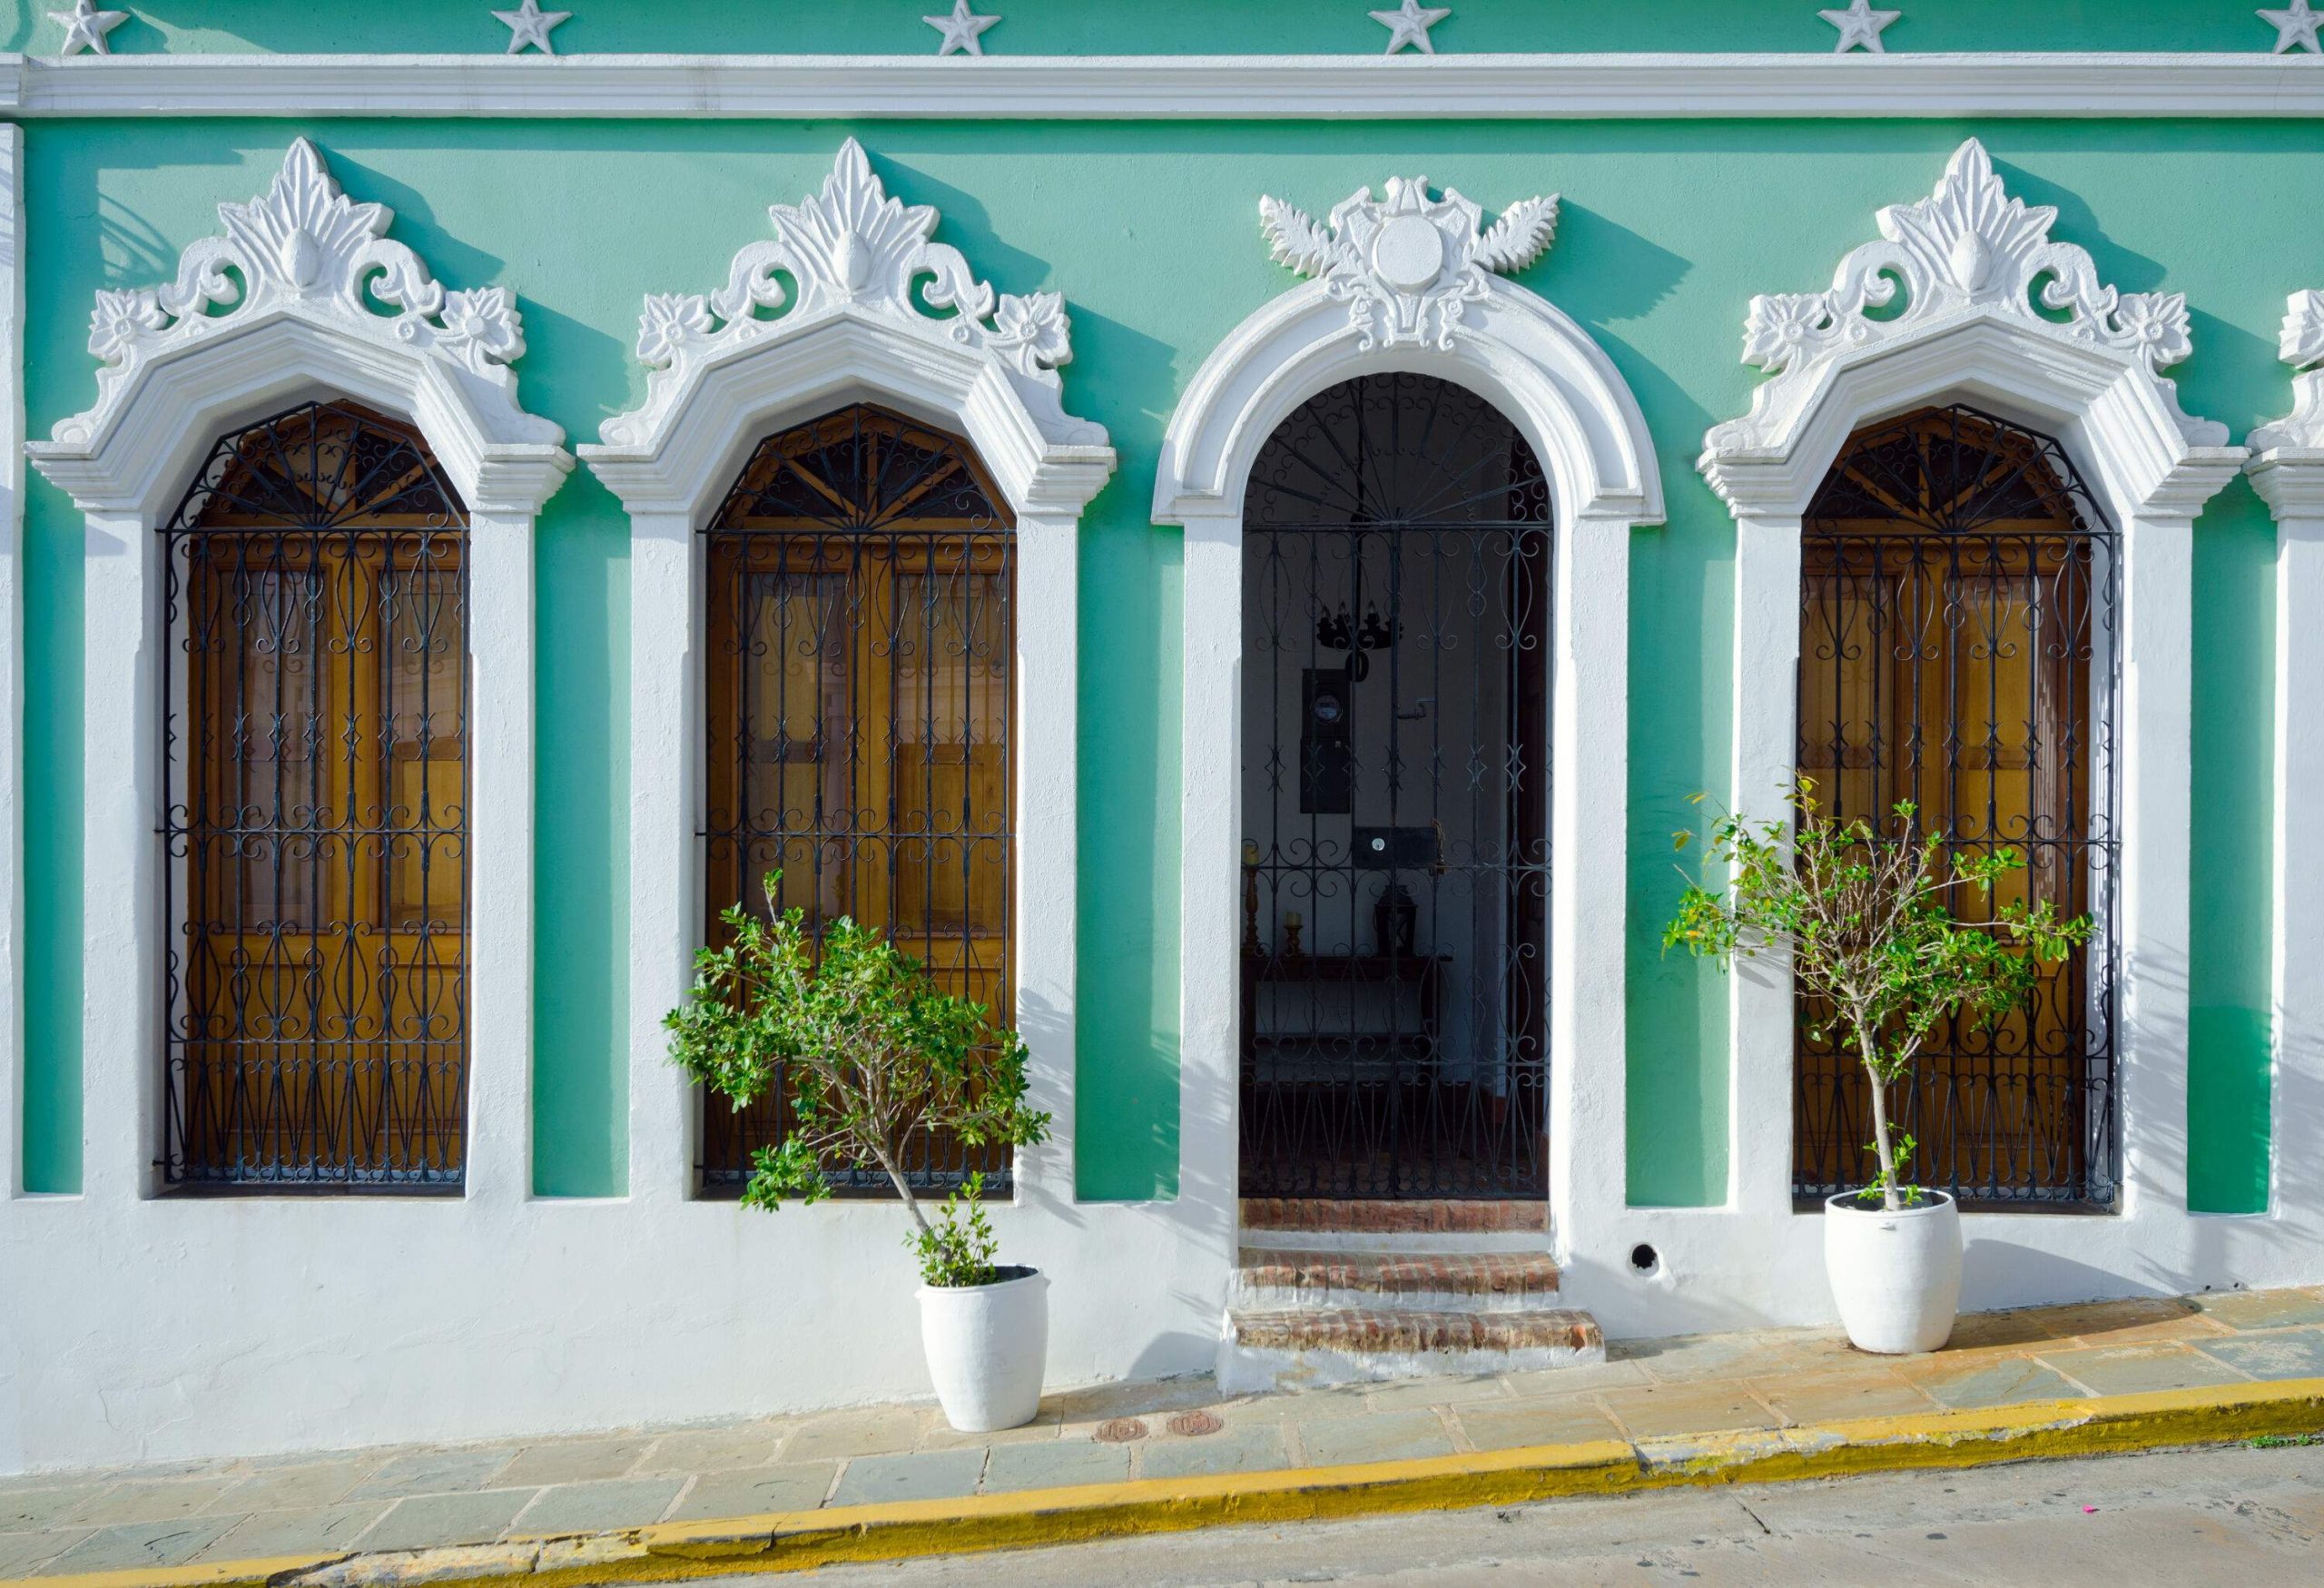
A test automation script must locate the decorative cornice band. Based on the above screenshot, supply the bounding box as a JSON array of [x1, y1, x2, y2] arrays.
[[1, 52, 2319, 120]]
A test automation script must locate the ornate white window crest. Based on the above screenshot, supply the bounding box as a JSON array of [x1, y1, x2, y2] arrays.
[[1258, 176, 1558, 353], [1729, 138, 2220, 440], [605, 138, 1087, 449], [54, 139, 531, 450], [2255, 291, 2324, 453]]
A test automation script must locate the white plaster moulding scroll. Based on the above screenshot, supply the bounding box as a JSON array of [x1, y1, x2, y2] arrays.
[[581, 136, 1112, 518], [2252, 290, 2324, 472], [1699, 137, 2242, 525], [0, 52, 2319, 120], [25, 137, 570, 517]]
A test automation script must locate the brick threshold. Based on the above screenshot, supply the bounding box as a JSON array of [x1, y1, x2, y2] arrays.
[[1239, 1198, 1548, 1233]]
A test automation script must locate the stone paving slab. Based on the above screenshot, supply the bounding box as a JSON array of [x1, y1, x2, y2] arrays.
[[2, 1283, 2321, 1580]]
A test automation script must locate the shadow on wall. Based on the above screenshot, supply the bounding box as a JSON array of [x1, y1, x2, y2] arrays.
[[1522, 199, 1693, 328]]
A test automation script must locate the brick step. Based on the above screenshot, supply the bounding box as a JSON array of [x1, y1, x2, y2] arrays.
[[1216, 1306, 1603, 1393], [1233, 1248, 1561, 1313], [1240, 1198, 1551, 1255], [1239, 1198, 1548, 1233]]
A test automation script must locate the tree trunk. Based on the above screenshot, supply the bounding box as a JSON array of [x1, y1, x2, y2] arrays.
[[874, 1145, 931, 1237], [1859, 1027, 1904, 1212]]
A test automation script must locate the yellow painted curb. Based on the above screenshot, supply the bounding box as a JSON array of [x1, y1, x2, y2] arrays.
[[13, 1376, 2323, 1588]]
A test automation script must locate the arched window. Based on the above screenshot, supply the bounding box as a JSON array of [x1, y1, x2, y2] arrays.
[[1795, 404, 2120, 1207], [700, 404, 1015, 1192], [162, 400, 469, 1189]]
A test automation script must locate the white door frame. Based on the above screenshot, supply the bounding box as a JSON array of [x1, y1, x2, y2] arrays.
[[1153, 174, 1665, 1305]]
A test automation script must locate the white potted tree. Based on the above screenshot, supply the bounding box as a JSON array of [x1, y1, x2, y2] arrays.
[[1667, 784, 2088, 1353], [665, 875, 1053, 1429]]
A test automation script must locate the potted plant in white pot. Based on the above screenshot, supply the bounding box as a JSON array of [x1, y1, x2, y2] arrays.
[[665, 874, 1053, 1430], [1666, 783, 2088, 1353]]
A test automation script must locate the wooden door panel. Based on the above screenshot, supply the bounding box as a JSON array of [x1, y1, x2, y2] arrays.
[[698, 405, 1016, 1191]]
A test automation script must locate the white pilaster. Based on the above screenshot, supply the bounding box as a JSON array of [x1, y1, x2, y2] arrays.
[[2114, 509, 2197, 1220], [625, 510, 700, 1206], [1176, 507, 1244, 1247], [79, 509, 159, 1205], [1013, 510, 1079, 1208], [462, 504, 541, 1207], [1549, 510, 1636, 1254], [0, 124, 21, 1197], [2267, 495, 2324, 1224], [1728, 513, 1804, 1221], [2249, 323, 2324, 1228]]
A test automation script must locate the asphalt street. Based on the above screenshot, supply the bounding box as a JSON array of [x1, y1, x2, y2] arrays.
[[725, 1440, 2324, 1585]]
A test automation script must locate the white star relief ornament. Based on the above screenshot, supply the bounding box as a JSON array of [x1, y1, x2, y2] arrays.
[[492, 0, 570, 54], [924, 0, 1000, 55], [2260, 1, 2322, 54], [1370, 1, 1450, 55], [51, 0, 129, 54], [1818, 0, 1900, 52]]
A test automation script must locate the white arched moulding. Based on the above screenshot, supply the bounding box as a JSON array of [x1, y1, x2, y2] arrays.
[[2250, 292, 2324, 1248], [1684, 138, 2273, 1339], [581, 140, 1115, 1215], [23, 138, 572, 1208], [1153, 174, 1665, 1319]]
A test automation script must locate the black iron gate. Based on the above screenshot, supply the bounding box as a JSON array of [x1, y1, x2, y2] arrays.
[[1238, 373, 1552, 1199]]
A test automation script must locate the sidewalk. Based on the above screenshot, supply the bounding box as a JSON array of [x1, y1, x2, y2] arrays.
[[6, 1286, 2324, 1585]]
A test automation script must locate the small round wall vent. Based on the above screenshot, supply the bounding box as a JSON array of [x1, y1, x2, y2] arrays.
[[1629, 1243, 1660, 1276]]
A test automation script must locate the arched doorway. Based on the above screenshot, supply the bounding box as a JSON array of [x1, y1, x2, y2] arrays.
[[1237, 372, 1552, 1199]]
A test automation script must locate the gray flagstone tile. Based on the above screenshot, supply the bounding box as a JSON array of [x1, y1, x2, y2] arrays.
[[507, 1478, 686, 1537], [665, 1463, 838, 1520], [38, 1517, 239, 1574], [353, 1490, 537, 1552]]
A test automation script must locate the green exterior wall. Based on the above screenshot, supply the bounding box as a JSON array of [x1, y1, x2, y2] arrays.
[[16, 116, 2303, 1205]]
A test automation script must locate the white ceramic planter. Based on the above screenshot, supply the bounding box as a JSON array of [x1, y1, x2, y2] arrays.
[[1823, 1191, 1962, 1354], [918, 1266, 1049, 1432]]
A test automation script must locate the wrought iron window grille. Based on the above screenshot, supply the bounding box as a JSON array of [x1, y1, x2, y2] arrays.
[[160, 400, 470, 1191], [699, 404, 1017, 1198], [1794, 403, 2122, 1211]]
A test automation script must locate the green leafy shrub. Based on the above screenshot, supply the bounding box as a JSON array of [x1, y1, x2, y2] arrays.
[[911, 1172, 1002, 1288], [1666, 782, 2090, 1211], [665, 875, 1050, 1285]]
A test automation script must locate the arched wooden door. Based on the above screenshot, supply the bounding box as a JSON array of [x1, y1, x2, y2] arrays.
[[162, 400, 469, 1189], [1795, 404, 2120, 1208], [697, 403, 1015, 1195]]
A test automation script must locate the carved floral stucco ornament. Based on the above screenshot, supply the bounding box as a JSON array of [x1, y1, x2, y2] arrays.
[[606, 138, 1086, 448], [1725, 138, 2222, 447], [53, 139, 528, 449], [1259, 176, 1558, 352], [2252, 291, 2324, 454]]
